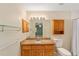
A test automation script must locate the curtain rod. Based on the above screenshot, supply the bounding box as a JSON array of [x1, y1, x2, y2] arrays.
[[0, 25, 20, 28], [0, 25, 20, 32]]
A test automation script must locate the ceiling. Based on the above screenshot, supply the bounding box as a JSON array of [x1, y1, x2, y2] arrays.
[[22, 3, 79, 11]]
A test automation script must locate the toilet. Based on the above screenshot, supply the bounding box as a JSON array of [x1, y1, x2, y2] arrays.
[[54, 39, 72, 56]]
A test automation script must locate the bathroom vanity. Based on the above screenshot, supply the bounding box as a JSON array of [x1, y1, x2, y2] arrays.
[[20, 38, 57, 56]]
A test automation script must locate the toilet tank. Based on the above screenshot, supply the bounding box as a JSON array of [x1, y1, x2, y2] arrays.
[[54, 39, 63, 48]]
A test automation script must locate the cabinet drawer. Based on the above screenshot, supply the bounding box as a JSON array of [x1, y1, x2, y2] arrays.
[[31, 45, 44, 49], [31, 49, 44, 56], [22, 45, 31, 50], [44, 45, 55, 49], [44, 50, 56, 56]]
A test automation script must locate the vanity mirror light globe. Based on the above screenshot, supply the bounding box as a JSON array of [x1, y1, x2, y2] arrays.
[[40, 17, 45, 20]]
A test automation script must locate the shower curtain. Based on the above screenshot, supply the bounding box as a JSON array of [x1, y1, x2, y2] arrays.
[[72, 19, 79, 56]]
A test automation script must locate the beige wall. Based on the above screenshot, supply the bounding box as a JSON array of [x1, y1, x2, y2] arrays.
[[27, 11, 72, 51], [0, 4, 29, 56]]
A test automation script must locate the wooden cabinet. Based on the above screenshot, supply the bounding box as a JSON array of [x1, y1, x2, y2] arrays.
[[21, 45, 56, 56], [22, 19, 29, 33], [21, 45, 31, 56], [53, 20, 64, 34], [21, 49, 31, 56], [20, 40, 57, 56]]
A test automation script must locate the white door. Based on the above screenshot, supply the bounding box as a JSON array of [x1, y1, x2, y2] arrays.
[[72, 19, 77, 56], [77, 19, 79, 56], [72, 19, 79, 56]]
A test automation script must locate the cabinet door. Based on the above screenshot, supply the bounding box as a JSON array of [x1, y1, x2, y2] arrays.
[[22, 19, 29, 33], [21, 45, 31, 56], [44, 49, 54, 56], [31, 49, 44, 56], [53, 20, 64, 34], [44, 45, 56, 56], [31, 45, 44, 56], [21, 50, 31, 56]]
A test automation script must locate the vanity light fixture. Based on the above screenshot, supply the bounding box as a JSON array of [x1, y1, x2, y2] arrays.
[[30, 16, 46, 20]]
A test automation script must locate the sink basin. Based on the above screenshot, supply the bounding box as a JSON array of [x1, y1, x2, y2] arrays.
[[35, 40, 42, 43], [35, 41, 41, 43]]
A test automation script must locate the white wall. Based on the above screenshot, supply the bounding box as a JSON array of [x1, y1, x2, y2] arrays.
[[0, 4, 29, 56], [27, 11, 72, 51], [71, 11, 79, 19]]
